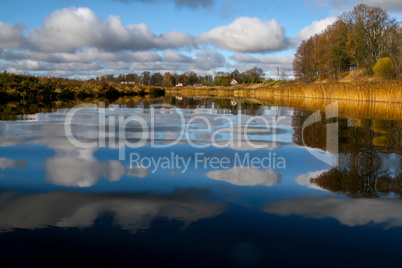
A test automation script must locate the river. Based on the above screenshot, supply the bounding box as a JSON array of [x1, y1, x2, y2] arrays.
[[0, 96, 401, 266]]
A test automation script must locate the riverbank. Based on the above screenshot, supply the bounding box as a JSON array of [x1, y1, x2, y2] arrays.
[[167, 80, 402, 103], [0, 73, 165, 102]]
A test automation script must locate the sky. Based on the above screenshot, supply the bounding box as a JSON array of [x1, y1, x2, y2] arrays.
[[0, 0, 401, 79]]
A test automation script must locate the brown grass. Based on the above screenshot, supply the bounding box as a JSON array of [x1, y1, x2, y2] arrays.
[[253, 81, 402, 103], [167, 81, 402, 103]]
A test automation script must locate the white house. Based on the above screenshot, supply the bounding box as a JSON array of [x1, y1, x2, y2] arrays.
[[230, 79, 238, 86]]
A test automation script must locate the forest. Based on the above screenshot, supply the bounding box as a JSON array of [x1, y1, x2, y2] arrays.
[[293, 4, 402, 82]]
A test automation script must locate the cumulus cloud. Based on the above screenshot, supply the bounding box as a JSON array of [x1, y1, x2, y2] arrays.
[[164, 50, 194, 63], [129, 50, 226, 75], [4, 49, 163, 63], [0, 188, 226, 232], [206, 167, 282, 186], [113, 0, 215, 9], [7, 60, 103, 71], [264, 197, 402, 228], [197, 17, 289, 53], [29, 7, 193, 53], [0, 6, 297, 78], [231, 53, 294, 67], [297, 16, 337, 41], [0, 22, 27, 49]]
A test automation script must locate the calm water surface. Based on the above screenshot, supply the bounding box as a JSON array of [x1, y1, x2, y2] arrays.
[[1, 96, 401, 266]]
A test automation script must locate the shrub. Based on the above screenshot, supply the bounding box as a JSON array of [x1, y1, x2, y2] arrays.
[[373, 57, 396, 79]]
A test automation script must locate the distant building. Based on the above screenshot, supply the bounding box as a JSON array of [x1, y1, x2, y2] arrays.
[[120, 81, 136, 85], [176, 82, 183, 87], [230, 79, 238, 86]]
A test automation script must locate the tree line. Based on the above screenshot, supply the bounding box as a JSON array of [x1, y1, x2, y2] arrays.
[[0, 72, 164, 102], [293, 4, 402, 81], [94, 67, 266, 87]]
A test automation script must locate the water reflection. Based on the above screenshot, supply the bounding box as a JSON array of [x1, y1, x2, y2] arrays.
[[206, 167, 282, 187], [0, 157, 27, 170], [292, 109, 402, 154], [294, 169, 330, 190], [264, 197, 402, 228], [310, 148, 402, 198], [291, 109, 402, 197], [0, 188, 226, 232], [2, 96, 402, 265], [45, 148, 150, 187]]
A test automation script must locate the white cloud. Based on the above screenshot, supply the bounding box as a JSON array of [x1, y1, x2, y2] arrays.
[[29, 7, 194, 53], [206, 167, 282, 186], [129, 50, 226, 74], [0, 22, 27, 49], [164, 50, 194, 63], [7, 60, 103, 71], [0, 7, 296, 77], [297, 16, 337, 41], [264, 197, 402, 228], [197, 17, 289, 53], [231, 53, 294, 67]]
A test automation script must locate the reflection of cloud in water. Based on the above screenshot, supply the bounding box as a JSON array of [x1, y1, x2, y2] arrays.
[[45, 148, 149, 187], [294, 169, 329, 191], [206, 167, 281, 186], [264, 197, 402, 228], [0, 188, 226, 232], [0, 107, 290, 151], [0, 158, 27, 170]]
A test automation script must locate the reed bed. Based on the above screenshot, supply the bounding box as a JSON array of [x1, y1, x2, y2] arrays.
[[254, 80, 402, 103]]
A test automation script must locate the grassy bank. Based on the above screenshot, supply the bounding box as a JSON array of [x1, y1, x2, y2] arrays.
[[0, 73, 165, 102], [167, 80, 402, 103], [255, 80, 402, 103]]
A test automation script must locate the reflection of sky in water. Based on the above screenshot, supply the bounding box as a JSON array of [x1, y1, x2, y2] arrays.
[[0, 98, 401, 232]]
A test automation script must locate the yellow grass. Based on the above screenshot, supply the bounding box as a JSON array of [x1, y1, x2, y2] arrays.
[[253, 81, 402, 103], [167, 81, 402, 103]]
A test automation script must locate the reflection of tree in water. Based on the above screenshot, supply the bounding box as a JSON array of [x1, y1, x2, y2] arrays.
[[291, 110, 402, 198], [292, 110, 328, 151], [166, 96, 262, 115], [311, 146, 402, 198], [292, 109, 402, 154]]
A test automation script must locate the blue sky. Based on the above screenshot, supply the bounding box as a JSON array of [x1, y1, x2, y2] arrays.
[[0, 0, 401, 79]]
